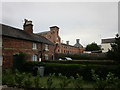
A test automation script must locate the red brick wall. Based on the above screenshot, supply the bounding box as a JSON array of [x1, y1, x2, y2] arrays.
[[39, 28, 61, 54], [2, 36, 54, 68], [2, 37, 35, 68], [61, 44, 82, 54], [40, 43, 54, 60], [39, 29, 84, 54], [43, 45, 54, 60]]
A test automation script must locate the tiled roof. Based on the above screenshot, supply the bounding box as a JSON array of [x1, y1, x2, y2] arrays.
[[74, 43, 83, 48], [1, 24, 54, 45], [102, 38, 115, 43]]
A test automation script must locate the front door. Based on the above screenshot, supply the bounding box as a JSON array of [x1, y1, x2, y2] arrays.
[[13, 54, 19, 69]]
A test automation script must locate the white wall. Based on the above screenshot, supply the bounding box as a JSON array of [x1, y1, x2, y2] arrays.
[[101, 43, 112, 52]]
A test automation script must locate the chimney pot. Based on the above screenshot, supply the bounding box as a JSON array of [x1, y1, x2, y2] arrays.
[[76, 39, 80, 44], [66, 41, 69, 45]]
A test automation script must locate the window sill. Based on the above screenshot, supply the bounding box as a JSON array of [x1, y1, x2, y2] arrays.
[[32, 48, 38, 50], [45, 49, 49, 51]]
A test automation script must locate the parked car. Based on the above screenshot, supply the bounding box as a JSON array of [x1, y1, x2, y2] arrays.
[[59, 57, 72, 61]]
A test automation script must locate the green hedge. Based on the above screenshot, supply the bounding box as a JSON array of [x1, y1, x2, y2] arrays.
[[44, 63, 120, 81], [43, 60, 117, 65], [57, 53, 108, 60], [23, 61, 120, 81]]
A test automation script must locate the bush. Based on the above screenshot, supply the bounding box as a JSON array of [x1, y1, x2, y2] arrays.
[[2, 69, 16, 86], [21, 73, 35, 88], [46, 73, 55, 88], [58, 73, 71, 88], [91, 69, 120, 88], [71, 74, 83, 88]]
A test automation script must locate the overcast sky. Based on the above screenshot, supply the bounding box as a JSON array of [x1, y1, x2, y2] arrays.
[[2, 2, 118, 46]]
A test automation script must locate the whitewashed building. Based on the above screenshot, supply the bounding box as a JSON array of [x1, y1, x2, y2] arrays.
[[101, 38, 115, 53]]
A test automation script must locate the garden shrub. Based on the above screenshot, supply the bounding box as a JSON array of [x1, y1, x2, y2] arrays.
[[3, 69, 38, 88], [91, 69, 120, 88], [14, 69, 27, 87], [46, 73, 55, 88], [34, 74, 42, 88], [91, 69, 107, 88], [105, 72, 120, 88], [2, 69, 16, 86], [21, 73, 35, 88], [58, 73, 71, 88], [71, 74, 83, 88], [2, 69, 120, 88]]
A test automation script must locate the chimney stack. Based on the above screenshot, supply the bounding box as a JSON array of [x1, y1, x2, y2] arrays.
[[66, 41, 69, 45], [23, 19, 33, 34], [50, 26, 59, 35], [74, 39, 83, 48], [76, 39, 80, 44], [50, 26, 59, 31]]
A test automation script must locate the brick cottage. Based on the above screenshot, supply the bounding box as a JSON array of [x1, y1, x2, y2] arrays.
[[2, 20, 54, 68], [2, 19, 84, 68]]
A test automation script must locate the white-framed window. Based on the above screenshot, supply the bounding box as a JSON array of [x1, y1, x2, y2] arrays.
[[32, 54, 37, 61], [32, 43, 37, 49], [45, 44, 49, 51], [45, 54, 48, 60]]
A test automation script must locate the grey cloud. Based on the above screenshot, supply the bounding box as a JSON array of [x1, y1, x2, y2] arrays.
[[2, 2, 118, 46]]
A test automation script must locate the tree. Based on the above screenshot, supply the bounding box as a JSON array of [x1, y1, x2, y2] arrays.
[[107, 34, 120, 61], [85, 42, 101, 51]]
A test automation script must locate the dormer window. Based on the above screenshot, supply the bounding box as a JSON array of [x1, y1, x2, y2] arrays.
[[33, 43, 37, 49]]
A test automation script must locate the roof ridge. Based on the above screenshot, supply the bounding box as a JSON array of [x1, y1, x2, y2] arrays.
[[2, 24, 54, 45], [1, 24, 23, 31]]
